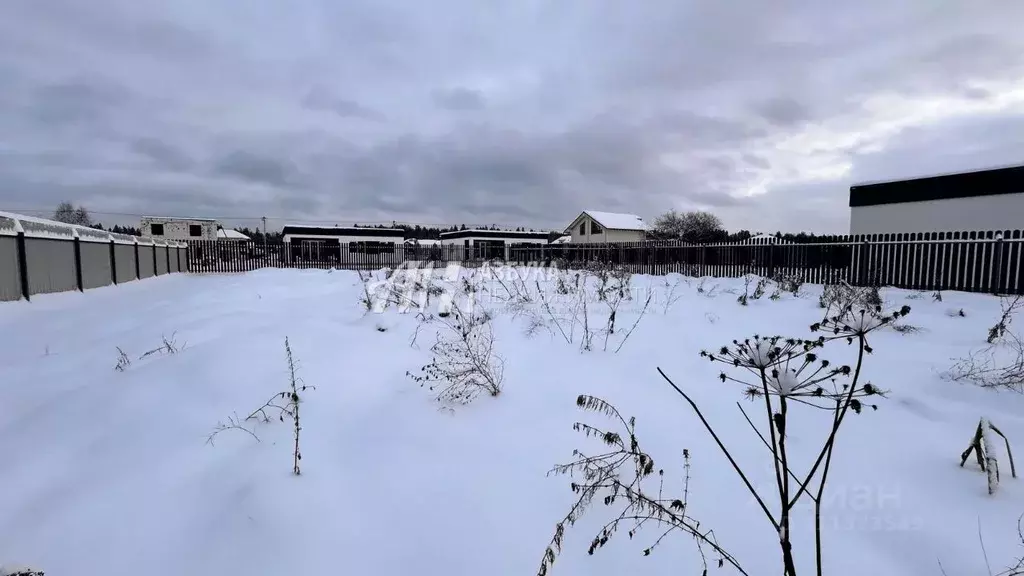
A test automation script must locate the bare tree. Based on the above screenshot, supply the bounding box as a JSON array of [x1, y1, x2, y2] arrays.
[[53, 202, 92, 226], [652, 210, 723, 242]]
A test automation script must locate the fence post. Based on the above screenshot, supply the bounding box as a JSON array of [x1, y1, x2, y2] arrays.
[[15, 225, 30, 301], [152, 242, 159, 275], [166, 243, 171, 273], [857, 238, 870, 286], [993, 232, 1005, 295], [134, 240, 141, 279], [109, 239, 118, 285], [73, 230, 84, 292]]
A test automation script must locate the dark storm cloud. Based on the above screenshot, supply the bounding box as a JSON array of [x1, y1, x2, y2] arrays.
[[131, 138, 194, 171], [31, 78, 130, 127], [0, 0, 1022, 232], [211, 150, 304, 189], [754, 97, 812, 127], [432, 87, 486, 111], [302, 87, 385, 121]]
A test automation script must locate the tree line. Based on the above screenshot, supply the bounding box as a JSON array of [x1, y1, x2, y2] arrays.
[[650, 209, 845, 243], [53, 202, 142, 236]]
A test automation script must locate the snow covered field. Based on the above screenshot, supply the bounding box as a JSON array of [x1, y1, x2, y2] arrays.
[[1, 265, 1023, 576]]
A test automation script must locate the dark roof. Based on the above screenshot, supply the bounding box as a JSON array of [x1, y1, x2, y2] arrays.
[[849, 164, 1024, 208], [439, 229, 551, 240], [281, 226, 406, 238]]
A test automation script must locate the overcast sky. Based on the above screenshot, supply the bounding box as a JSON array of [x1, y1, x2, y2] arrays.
[[1, 1, 1022, 233]]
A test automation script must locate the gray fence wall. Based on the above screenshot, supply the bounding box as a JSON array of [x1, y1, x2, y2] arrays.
[[0, 212, 189, 302], [0, 234, 21, 301], [138, 245, 156, 279], [113, 243, 136, 284], [24, 238, 77, 295], [170, 248, 181, 273], [156, 246, 169, 275], [81, 242, 113, 289]]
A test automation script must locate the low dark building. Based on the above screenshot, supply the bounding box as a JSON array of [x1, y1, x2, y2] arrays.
[[281, 226, 406, 262], [439, 229, 552, 260], [849, 164, 1024, 235]]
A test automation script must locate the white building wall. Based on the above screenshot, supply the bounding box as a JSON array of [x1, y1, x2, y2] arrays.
[[850, 194, 1024, 235], [604, 229, 646, 242], [438, 236, 548, 246], [141, 218, 218, 241]]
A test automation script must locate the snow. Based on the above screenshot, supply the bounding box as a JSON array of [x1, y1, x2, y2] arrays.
[[770, 367, 800, 396], [582, 210, 649, 231], [748, 338, 775, 368], [1, 268, 1023, 576]]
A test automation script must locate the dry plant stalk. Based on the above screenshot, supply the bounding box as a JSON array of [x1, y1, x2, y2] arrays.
[[538, 395, 745, 576], [207, 412, 261, 446], [285, 336, 304, 475], [542, 302, 909, 576], [946, 330, 1024, 393], [530, 265, 651, 354], [989, 295, 1024, 344], [407, 299, 504, 404], [656, 303, 910, 576], [139, 332, 182, 360], [998, 515, 1024, 576], [206, 337, 313, 475], [661, 277, 684, 314], [960, 417, 1017, 494], [114, 347, 132, 371]]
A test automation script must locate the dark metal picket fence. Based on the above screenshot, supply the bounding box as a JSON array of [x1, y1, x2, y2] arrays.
[[187, 241, 475, 273], [187, 229, 1024, 294]]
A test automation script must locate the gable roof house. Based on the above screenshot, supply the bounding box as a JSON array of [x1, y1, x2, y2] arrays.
[[564, 210, 648, 243]]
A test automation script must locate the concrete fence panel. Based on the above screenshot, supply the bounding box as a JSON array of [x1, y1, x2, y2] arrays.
[[24, 237, 77, 295], [138, 245, 156, 279], [155, 245, 169, 275], [114, 243, 137, 283], [80, 241, 114, 289], [0, 235, 21, 301], [0, 210, 188, 302]]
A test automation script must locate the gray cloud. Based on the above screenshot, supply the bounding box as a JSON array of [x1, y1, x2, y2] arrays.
[[131, 137, 194, 171], [30, 78, 130, 128], [432, 87, 486, 111], [302, 87, 385, 121], [754, 97, 811, 127], [0, 0, 1022, 233], [211, 150, 303, 189]]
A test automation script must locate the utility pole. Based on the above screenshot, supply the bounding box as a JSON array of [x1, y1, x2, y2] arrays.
[[261, 216, 268, 260]]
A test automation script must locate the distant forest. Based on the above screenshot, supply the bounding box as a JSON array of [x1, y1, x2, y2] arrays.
[[88, 223, 142, 236]]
